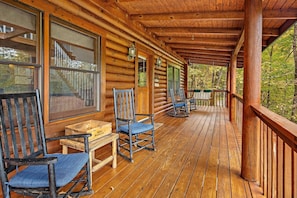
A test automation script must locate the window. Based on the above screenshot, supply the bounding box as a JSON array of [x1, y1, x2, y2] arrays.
[[0, 2, 41, 93], [167, 65, 180, 96], [49, 18, 100, 120], [138, 56, 147, 87]]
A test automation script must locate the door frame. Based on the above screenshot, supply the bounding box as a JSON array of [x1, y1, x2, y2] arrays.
[[135, 50, 154, 114]]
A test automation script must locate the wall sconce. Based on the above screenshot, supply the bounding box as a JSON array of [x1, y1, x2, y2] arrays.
[[127, 43, 136, 60], [156, 57, 162, 68]]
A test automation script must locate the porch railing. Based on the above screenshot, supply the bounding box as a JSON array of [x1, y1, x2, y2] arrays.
[[233, 94, 297, 197], [233, 93, 243, 134]]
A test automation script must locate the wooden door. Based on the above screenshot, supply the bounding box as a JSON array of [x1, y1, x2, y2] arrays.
[[136, 53, 150, 118]]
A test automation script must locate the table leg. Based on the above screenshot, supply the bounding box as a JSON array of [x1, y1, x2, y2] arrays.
[[112, 139, 117, 168], [62, 145, 68, 154], [89, 151, 93, 186]]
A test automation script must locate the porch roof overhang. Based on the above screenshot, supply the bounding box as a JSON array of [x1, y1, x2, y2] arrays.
[[49, 0, 297, 68]]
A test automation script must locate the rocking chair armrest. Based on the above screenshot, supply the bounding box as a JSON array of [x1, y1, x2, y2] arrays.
[[116, 117, 133, 123], [135, 113, 154, 118], [46, 134, 91, 142], [47, 134, 91, 153], [135, 114, 154, 124], [4, 157, 58, 166]]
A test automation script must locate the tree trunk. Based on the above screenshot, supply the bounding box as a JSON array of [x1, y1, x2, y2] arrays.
[[291, 22, 297, 122], [266, 45, 274, 108]]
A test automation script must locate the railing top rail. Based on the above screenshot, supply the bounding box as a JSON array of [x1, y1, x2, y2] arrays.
[[232, 93, 243, 103], [251, 104, 297, 152], [187, 89, 227, 92]]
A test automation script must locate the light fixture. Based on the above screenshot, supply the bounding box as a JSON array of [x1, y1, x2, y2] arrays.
[[127, 42, 136, 60], [156, 57, 162, 67]]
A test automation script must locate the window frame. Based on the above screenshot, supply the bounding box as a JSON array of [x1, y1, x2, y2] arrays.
[[49, 17, 101, 121], [167, 64, 181, 97], [0, 1, 42, 94]]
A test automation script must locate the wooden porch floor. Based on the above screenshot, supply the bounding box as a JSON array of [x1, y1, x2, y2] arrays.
[[86, 106, 261, 198]]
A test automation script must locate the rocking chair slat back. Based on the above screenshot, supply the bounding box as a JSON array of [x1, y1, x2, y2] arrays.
[[0, 92, 45, 172], [113, 88, 136, 123], [0, 90, 93, 198]]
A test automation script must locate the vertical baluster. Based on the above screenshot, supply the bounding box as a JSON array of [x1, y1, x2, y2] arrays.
[[58, 44, 60, 67], [260, 121, 264, 190], [272, 133, 277, 198], [291, 149, 297, 197], [84, 73, 87, 100], [54, 41, 57, 66]]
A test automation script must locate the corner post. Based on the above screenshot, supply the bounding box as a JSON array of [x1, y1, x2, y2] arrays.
[[229, 55, 237, 123], [241, 0, 262, 181]]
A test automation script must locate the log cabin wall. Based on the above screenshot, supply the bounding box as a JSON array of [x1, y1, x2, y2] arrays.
[[3, 0, 185, 152], [154, 56, 185, 114], [105, 33, 185, 120]]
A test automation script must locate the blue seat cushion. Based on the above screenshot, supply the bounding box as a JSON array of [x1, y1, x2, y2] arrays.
[[119, 122, 154, 134], [9, 153, 88, 188], [174, 102, 186, 108]]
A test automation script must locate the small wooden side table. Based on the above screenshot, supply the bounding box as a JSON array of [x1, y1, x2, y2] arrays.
[[60, 133, 119, 185]]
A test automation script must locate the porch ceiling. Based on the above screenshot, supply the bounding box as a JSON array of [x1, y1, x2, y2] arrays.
[[88, 0, 296, 67]]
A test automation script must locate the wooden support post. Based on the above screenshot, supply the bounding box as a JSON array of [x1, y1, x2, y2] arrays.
[[241, 0, 262, 182], [230, 29, 244, 122], [229, 55, 237, 123], [184, 63, 188, 97], [226, 64, 230, 108]]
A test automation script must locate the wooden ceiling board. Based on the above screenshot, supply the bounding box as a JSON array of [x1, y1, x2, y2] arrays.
[[89, 0, 296, 67], [118, 0, 243, 13], [141, 20, 242, 29]]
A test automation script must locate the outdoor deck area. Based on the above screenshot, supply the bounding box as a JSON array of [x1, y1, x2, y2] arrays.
[[6, 106, 264, 198], [85, 106, 262, 198]]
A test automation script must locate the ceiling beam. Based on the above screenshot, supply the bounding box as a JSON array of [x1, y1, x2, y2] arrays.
[[189, 59, 235, 67], [175, 49, 234, 57], [158, 36, 237, 45], [131, 11, 243, 21], [149, 27, 241, 35], [263, 9, 297, 20], [169, 43, 235, 51], [149, 27, 278, 37], [181, 54, 232, 61], [131, 9, 297, 21]]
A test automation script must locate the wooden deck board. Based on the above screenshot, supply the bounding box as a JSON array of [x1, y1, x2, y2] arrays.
[[217, 107, 232, 198], [8, 106, 259, 198], [169, 111, 209, 197]]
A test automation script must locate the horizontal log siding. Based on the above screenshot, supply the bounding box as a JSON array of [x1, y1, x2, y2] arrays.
[[153, 59, 185, 115], [105, 34, 135, 123], [154, 60, 168, 114], [6, 0, 186, 149]]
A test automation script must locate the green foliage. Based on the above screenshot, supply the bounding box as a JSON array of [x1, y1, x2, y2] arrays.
[[188, 22, 297, 123], [261, 24, 296, 121], [187, 64, 227, 90], [234, 23, 296, 122]]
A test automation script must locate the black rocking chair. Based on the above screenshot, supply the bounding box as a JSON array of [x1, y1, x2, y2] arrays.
[[0, 90, 93, 198], [113, 88, 156, 163]]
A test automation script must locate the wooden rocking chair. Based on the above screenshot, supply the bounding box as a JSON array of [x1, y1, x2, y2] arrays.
[[0, 90, 93, 198], [113, 88, 156, 163], [169, 88, 189, 117], [178, 88, 196, 111]]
